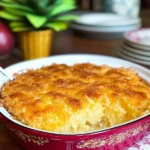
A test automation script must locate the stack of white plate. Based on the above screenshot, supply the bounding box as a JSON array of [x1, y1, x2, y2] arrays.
[[117, 28, 150, 65], [70, 12, 141, 39]]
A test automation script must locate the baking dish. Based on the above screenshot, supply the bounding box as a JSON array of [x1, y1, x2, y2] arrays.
[[0, 54, 150, 150]]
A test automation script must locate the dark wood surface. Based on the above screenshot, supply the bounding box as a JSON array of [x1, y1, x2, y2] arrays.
[[0, 30, 121, 68], [0, 9, 150, 150]]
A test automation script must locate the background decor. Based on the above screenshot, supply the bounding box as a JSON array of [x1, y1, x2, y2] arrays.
[[0, 0, 77, 60], [101, 0, 140, 17]]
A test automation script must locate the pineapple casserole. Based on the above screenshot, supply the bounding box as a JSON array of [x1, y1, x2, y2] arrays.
[[1, 63, 150, 133]]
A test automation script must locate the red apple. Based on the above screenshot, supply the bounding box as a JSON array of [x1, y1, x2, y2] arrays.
[[0, 22, 15, 55]]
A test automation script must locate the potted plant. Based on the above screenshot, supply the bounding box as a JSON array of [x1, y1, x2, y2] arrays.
[[0, 0, 77, 60]]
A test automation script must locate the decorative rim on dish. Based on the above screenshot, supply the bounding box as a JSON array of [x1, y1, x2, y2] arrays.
[[128, 134, 150, 150]]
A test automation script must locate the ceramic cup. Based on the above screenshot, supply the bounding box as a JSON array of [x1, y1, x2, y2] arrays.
[[101, 0, 140, 17]]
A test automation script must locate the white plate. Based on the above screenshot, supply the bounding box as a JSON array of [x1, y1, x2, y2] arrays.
[[120, 47, 150, 61], [70, 22, 141, 33], [74, 13, 141, 27], [122, 43, 150, 56], [117, 49, 150, 65], [125, 28, 150, 50], [125, 39, 150, 51]]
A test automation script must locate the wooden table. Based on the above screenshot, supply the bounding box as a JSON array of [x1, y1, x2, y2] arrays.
[[0, 9, 150, 149], [0, 30, 121, 67]]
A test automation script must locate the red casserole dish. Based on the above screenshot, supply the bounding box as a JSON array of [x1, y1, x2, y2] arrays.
[[0, 54, 149, 150]]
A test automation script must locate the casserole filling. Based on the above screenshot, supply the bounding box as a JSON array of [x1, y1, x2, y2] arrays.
[[1, 63, 150, 133]]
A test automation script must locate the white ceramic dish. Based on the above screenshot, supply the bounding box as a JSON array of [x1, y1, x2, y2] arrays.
[[125, 28, 150, 50], [4, 54, 150, 78], [117, 49, 150, 65], [74, 13, 141, 27], [70, 22, 141, 33], [120, 46, 150, 61], [70, 27, 125, 39], [125, 39, 150, 51], [122, 43, 150, 56]]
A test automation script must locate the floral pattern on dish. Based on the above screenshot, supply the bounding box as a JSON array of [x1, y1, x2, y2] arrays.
[[129, 134, 150, 150]]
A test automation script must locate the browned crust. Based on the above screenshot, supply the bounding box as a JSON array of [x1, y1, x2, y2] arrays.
[[1, 63, 150, 132]]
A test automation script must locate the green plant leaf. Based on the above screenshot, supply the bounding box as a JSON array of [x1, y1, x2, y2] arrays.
[[52, 0, 63, 5], [26, 14, 47, 28], [44, 21, 68, 31], [4, 7, 31, 16], [56, 15, 78, 21], [36, 0, 50, 8], [62, 0, 75, 5], [9, 20, 34, 32], [9, 21, 27, 28], [0, 2, 34, 13], [1, 0, 15, 2], [0, 11, 23, 20], [11, 26, 34, 32], [49, 4, 76, 16]]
